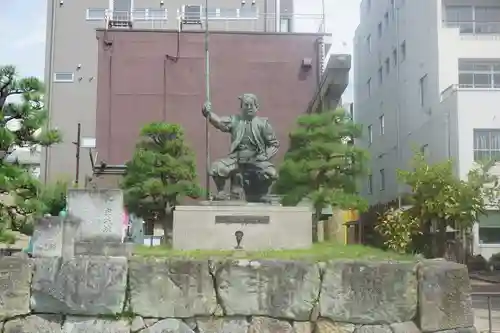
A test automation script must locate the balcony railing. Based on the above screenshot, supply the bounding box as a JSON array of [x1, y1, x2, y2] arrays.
[[88, 7, 324, 33], [180, 10, 324, 33], [444, 20, 500, 35]]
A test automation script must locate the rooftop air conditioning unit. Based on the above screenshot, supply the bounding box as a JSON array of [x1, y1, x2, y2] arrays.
[[182, 5, 202, 24]]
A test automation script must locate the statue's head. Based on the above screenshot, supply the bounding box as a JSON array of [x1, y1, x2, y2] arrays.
[[238, 93, 259, 118]]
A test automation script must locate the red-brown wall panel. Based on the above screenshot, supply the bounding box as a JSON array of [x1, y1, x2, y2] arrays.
[[96, 30, 321, 190]]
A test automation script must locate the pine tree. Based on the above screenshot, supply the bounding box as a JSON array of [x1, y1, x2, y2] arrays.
[[0, 65, 61, 241], [121, 122, 203, 240], [275, 108, 368, 241]]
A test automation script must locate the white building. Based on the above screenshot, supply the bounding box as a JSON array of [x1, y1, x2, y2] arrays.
[[354, 0, 500, 258]]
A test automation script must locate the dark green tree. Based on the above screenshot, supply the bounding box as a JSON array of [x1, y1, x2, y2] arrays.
[[0, 65, 61, 241], [38, 180, 68, 216], [275, 108, 368, 241], [121, 122, 203, 239]]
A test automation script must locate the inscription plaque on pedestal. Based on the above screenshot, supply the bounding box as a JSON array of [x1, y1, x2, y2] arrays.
[[174, 205, 312, 250], [215, 215, 270, 224]]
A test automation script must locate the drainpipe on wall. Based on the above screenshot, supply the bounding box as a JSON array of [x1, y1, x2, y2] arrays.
[[275, 0, 281, 32], [43, 0, 57, 183], [316, 38, 324, 112]]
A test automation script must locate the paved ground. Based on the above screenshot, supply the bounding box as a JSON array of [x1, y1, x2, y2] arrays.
[[472, 279, 500, 332]]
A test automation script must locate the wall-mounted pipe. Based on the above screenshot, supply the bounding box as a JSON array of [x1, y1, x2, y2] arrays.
[[275, 0, 281, 32]]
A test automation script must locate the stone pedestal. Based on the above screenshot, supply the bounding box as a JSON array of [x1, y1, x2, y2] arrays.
[[173, 204, 312, 250]]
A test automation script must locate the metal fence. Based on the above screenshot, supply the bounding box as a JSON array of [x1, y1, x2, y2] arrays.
[[472, 291, 500, 332]]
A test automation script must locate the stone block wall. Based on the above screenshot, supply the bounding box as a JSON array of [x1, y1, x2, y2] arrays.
[[0, 256, 475, 333]]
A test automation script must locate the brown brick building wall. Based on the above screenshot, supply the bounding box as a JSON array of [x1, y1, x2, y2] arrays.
[[95, 29, 325, 189]]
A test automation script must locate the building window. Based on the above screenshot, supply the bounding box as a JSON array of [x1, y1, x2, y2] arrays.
[[368, 124, 373, 144], [479, 211, 500, 244], [379, 169, 385, 190], [367, 0, 371, 12], [379, 114, 385, 135], [392, 48, 398, 67], [459, 59, 500, 89], [419, 74, 428, 106], [444, 6, 500, 34], [86, 8, 107, 20], [473, 129, 500, 162], [400, 41, 406, 62], [367, 78, 372, 97], [368, 174, 373, 194], [366, 35, 372, 53], [385, 58, 390, 74], [53, 72, 74, 82], [384, 12, 389, 27], [378, 22, 383, 38], [390, 0, 395, 19], [378, 66, 383, 85]]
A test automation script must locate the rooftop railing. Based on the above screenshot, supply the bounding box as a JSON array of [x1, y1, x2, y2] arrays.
[[93, 8, 324, 33]]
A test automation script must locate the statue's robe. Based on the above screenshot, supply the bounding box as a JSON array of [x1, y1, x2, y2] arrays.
[[210, 114, 279, 178]]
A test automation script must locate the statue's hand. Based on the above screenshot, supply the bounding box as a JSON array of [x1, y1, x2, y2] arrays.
[[256, 154, 268, 162], [202, 102, 211, 118]]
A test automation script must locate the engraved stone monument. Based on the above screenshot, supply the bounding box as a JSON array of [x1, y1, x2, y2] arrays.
[[173, 93, 312, 250], [67, 189, 124, 242], [67, 189, 132, 257]]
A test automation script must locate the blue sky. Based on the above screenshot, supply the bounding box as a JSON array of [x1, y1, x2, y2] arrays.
[[1, 0, 47, 78], [0, 0, 360, 100]]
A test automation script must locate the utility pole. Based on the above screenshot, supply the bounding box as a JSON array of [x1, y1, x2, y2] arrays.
[[204, 0, 211, 199], [73, 123, 81, 186], [395, 3, 402, 208]]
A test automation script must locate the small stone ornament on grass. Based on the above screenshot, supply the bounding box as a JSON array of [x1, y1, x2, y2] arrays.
[[234, 230, 244, 249]]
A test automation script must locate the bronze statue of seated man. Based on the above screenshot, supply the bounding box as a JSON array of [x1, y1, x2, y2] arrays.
[[201, 93, 279, 202]]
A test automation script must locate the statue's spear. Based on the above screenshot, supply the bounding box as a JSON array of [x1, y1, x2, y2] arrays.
[[204, 0, 211, 199]]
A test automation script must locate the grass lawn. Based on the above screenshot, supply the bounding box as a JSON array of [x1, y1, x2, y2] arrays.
[[133, 242, 415, 262]]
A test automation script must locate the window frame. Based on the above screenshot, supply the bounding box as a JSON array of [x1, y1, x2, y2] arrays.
[[379, 114, 385, 135], [419, 74, 428, 107], [473, 128, 500, 162], [379, 169, 385, 191], [86, 8, 107, 21], [459, 59, 500, 89], [368, 124, 373, 144], [444, 5, 500, 35], [53, 72, 74, 83]]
